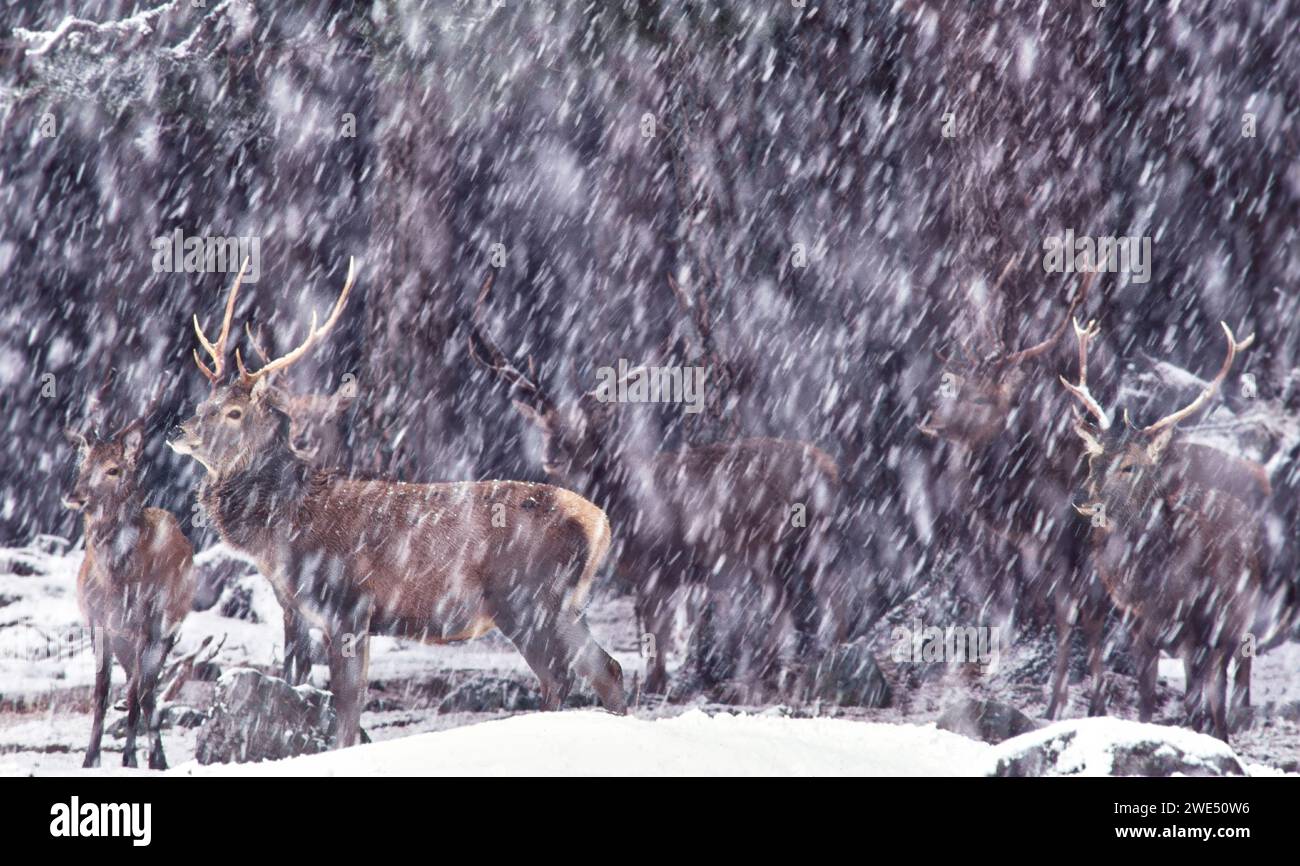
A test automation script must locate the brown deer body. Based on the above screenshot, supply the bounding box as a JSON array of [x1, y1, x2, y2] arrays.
[[1063, 319, 1284, 740], [65, 423, 195, 769], [470, 277, 840, 697], [919, 273, 1109, 719], [174, 261, 625, 747]]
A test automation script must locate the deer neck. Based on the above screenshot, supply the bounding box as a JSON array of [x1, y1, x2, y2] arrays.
[[202, 448, 315, 551], [82, 493, 147, 575]]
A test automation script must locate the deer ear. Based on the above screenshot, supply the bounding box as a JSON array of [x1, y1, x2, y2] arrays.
[[120, 422, 144, 465], [1146, 427, 1175, 461], [64, 428, 89, 452], [511, 399, 549, 430]]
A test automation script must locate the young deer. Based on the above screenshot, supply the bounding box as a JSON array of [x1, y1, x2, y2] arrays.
[[240, 325, 357, 685], [469, 274, 840, 698], [918, 270, 1110, 720], [64, 420, 195, 769], [1061, 318, 1283, 740], [171, 260, 625, 747]]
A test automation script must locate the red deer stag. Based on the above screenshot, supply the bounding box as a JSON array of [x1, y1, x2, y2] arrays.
[[469, 273, 840, 699], [918, 270, 1109, 720], [171, 259, 626, 747], [1061, 317, 1287, 741], [64, 419, 195, 769]]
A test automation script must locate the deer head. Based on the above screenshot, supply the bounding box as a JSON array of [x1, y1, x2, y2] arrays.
[[64, 421, 146, 515], [467, 273, 622, 494], [919, 269, 1091, 449], [242, 323, 357, 463], [169, 258, 356, 477], [1061, 317, 1256, 530]]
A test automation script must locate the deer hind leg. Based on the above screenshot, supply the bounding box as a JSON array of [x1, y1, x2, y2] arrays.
[[327, 622, 370, 749], [83, 627, 112, 768], [634, 589, 672, 696], [137, 628, 170, 770]]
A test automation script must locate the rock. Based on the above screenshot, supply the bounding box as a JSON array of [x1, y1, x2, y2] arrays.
[[32, 534, 72, 556], [195, 668, 336, 765], [1276, 700, 1300, 724], [191, 545, 259, 612], [800, 640, 893, 708], [162, 704, 207, 729], [987, 717, 1247, 777], [937, 698, 1041, 744], [437, 675, 566, 713]]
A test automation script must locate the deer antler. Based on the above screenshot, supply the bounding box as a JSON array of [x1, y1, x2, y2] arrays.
[[193, 259, 249, 384], [236, 258, 357, 383], [1140, 322, 1255, 436], [467, 273, 555, 412], [1004, 271, 1094, 366], [1058, 317, 1112, 430]]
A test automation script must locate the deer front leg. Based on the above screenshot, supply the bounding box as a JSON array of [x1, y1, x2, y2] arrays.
[[121, 649, 141, 769], [1230, 647, 1251, 723], [327, 620, 370, 749], [83, 627, 112, 769], [1045, 605, 1074, 720], [1084, 607, 1107, 717], [1134, 627, 1159, 724], [282, 605, 314, 686]]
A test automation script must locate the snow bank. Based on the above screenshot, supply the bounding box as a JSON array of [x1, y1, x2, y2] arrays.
[[175, 710, 991, 777]]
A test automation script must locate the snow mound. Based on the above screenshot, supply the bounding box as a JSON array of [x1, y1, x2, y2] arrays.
[[987, 717, 1246, 777], [175, 710, 991, 777]]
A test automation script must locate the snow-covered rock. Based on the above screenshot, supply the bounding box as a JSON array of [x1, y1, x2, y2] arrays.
[[986, 718, 1247, 777], [195, 669, 336, 765]]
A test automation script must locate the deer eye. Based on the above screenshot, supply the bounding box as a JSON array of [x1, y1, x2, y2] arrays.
[[226, 408, 243, 421], [105, 467, 120, 477]]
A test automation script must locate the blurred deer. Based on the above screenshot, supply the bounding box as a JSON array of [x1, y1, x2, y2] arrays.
[[244, 324, 357, 467], [64, 419, 195, 769], [172, 260, 625, 747], [470, 273, 840, 699], [918, 269, 1109, 719], [1061, 318, 1290, 740], [237, 326, 356, 684]]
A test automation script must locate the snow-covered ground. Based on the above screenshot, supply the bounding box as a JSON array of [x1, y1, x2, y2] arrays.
[[175, 710, 991, 777], [2, 541, 1298, 777]]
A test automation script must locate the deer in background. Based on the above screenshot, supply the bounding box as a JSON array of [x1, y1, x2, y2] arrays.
[[1061, 318, 1288, 741], [238, 325, 358, 684], [469, 273, 841, 699], [172, 259, 625, 747], [244, 323, 358, 468], [918, 269, 1110, 720], [64, 418, 195, 769]]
